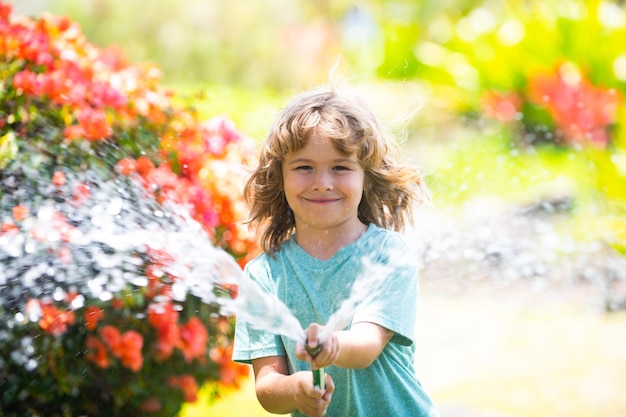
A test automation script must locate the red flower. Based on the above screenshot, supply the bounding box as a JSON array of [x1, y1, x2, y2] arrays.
[[0, 221, 18, 236], [117, 331, 144, 372], [12, 70, 39, 95], [135, 156, 155, 178], [86, 81, 127, 110], [51, 171, 66, 187], [529, 62, 621, 148], [0, 2, 11, 22], [481, 90, 521, 123], [100, 325, 121, 348], [210, 344, 250, 388], [84, 306, 104, 331], [111, 298, 124, 309], [115, 158, 137, 176], [178, 317, 209, 363], [12, 205, 28, 222], [76, 108, 113, 141], [72, 182, 91, 206], [35, 300, 76, 337], [63, 125, 83, 141], [168, 374, 199, 403], [100, 326, 144, 372], [85, 335, 110, 368], [148, 302, 180, 360]]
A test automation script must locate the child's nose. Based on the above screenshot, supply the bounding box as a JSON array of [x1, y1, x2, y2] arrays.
[[311, 171, 333, 191]]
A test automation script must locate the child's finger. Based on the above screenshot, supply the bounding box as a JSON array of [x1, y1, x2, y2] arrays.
[[322, 373, 335, 400], [296, 342, 314, 362], [306, 323, 322, 350]]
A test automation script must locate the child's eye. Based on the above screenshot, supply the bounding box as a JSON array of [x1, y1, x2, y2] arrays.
[[333, 165, 350, 171], [295, 165, 312, 171]]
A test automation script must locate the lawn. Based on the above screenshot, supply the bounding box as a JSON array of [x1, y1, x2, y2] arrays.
[[415, 284, 626, 417]]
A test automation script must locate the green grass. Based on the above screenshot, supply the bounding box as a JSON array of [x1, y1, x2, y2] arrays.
[[165, 83, 290, 142], [419, 131, 595, 207], [416, 286, 626, 417]]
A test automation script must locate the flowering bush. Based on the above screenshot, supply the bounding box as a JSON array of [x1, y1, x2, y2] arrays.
[[481, 61, 622, 148], [382, 1, 625, 149], [0, 3, 256, 416]]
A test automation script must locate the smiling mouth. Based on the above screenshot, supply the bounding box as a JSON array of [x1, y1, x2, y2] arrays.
[[304, 197, 339, 204]]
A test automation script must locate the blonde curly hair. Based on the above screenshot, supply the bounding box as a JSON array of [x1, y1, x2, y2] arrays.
[[244, 86, 430, 255]]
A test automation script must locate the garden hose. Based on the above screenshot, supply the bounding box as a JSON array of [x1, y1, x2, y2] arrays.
[[305, 343, 325, 390]]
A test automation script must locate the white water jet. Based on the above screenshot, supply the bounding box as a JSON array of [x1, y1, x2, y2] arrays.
[[1, 172, 409, 349]]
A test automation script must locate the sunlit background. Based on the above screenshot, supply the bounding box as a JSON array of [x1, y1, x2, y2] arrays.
[[5, 1, 626, 416]]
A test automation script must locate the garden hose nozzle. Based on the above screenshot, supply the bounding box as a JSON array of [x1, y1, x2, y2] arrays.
[[305, 342, 325, 390]]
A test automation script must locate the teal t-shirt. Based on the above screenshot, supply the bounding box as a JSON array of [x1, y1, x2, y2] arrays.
[[233, 224, 439, 417]]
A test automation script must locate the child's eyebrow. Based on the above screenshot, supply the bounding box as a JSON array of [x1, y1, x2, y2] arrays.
[[286, 157, 359, 165], [333, 158, 360, 165], [284, 157, 311, 165]]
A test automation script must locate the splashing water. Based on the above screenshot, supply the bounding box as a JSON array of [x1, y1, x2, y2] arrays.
[[1, 170, 406, 349], [0, 171, 304, 341], [225, 248, 408, 345], [318, 252, 408, 342]]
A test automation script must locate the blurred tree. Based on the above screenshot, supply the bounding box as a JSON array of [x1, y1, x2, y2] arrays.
[[10, 0, 353, 89]]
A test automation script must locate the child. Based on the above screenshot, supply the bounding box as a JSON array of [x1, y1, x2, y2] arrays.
[[233, 85, 439, 417]]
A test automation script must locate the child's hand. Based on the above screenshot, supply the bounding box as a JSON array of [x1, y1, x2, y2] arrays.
[[294, 371, 335, 417], [297, 323, 340, 369]]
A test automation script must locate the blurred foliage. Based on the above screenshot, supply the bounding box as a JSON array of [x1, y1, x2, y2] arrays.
[[8, 0, 624, 268], [427, 130, 592, 206], [375, 0, 626, 101], [10, 0, 349, 89], [10, 0, 487, 89], [171, 84, 286, 142]]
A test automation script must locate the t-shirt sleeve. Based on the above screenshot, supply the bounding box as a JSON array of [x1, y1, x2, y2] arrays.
[[232, 318, 286, 364], [351, 232, 418, 346], [232, 255, 287, 364]]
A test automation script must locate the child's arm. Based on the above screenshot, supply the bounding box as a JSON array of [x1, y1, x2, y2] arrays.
[[252, 355, 335, 417], [298, 322, 394, 370]]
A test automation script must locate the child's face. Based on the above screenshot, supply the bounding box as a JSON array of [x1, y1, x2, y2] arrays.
[[282, 131, 365, 233]]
